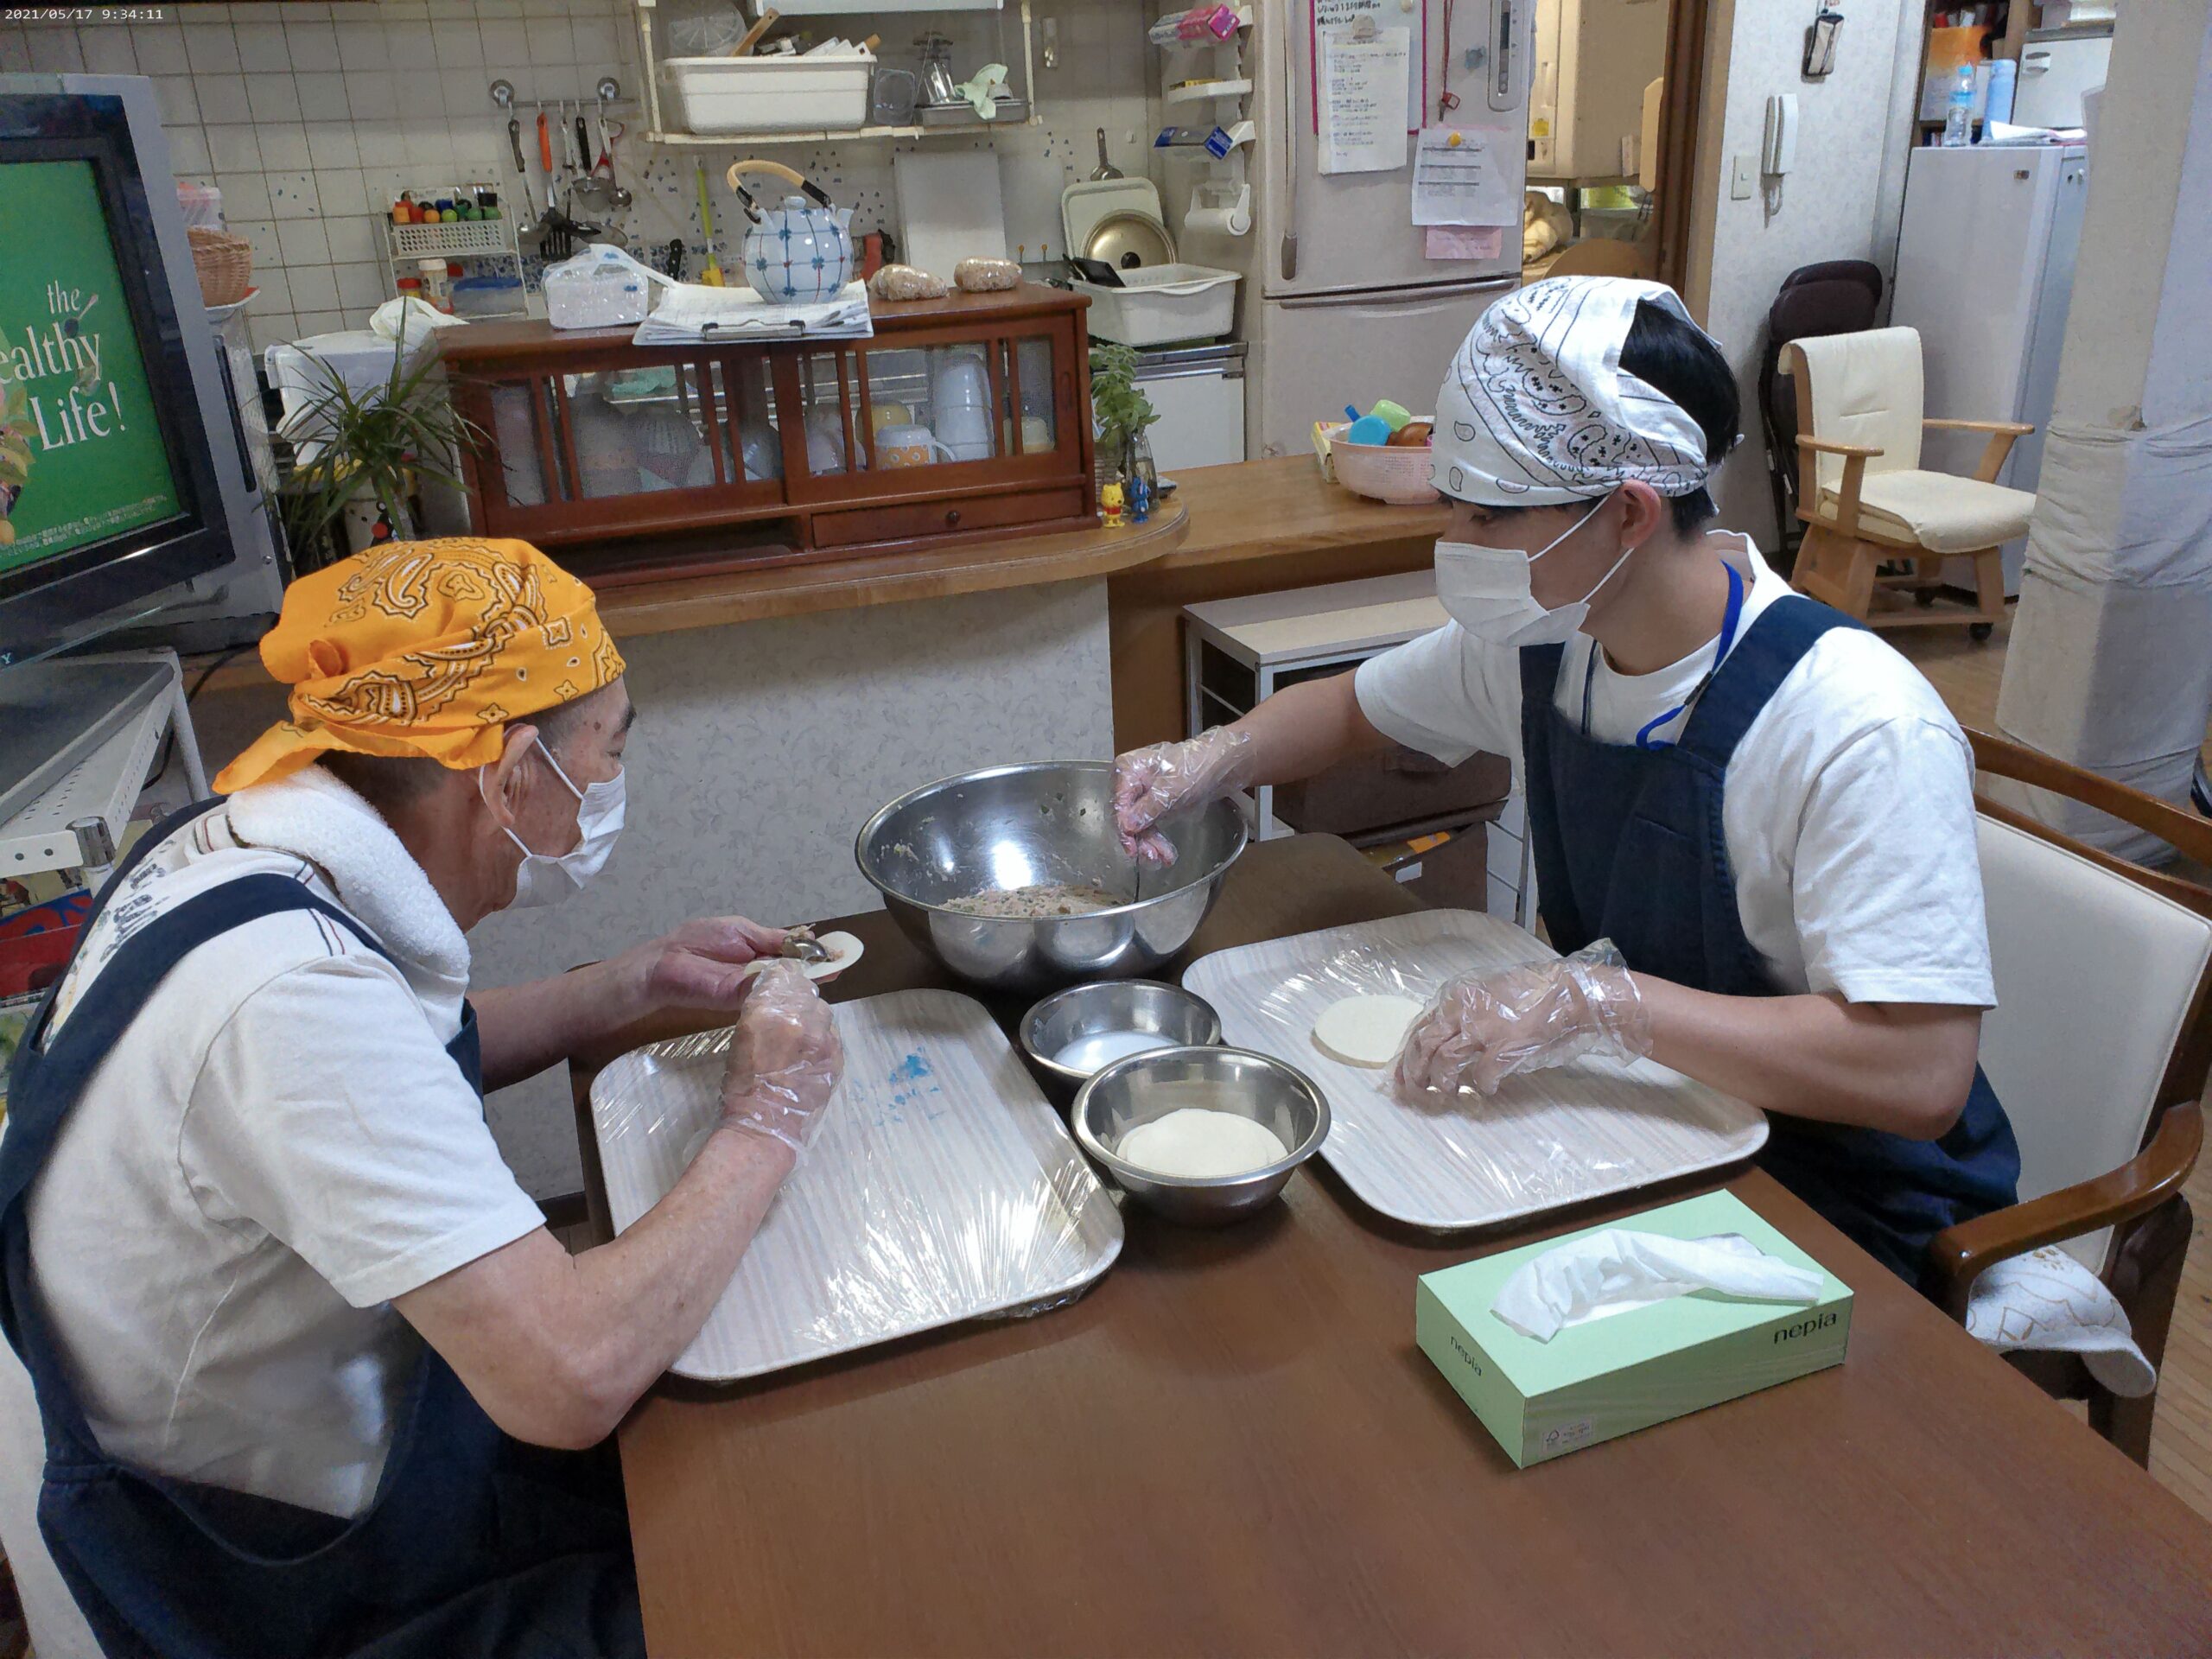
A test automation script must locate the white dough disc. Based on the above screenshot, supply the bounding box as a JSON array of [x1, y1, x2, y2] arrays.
[[744, 929, 865, 982], [1312, 995, 1425, 1068], [1116, 1108, 1290, 1179]]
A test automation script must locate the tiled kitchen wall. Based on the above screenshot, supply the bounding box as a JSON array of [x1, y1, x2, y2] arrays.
[[1, 0, 637, 353], [1, 0, 1160, 359]]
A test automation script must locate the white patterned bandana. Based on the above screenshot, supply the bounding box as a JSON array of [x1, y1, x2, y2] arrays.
[[1431, 276, 1726, 508]]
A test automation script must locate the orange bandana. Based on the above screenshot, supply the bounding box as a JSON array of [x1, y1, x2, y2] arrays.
[[214, 537, 625, 793]]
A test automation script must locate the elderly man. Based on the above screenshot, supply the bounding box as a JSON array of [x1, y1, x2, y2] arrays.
[[0, 539, 842, 1657]]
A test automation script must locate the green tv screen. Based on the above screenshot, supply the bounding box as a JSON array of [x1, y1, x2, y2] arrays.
[[0, 158, 183, 580]]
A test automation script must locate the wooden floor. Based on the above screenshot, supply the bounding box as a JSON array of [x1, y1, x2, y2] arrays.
[[1891, 612, 2212, 1522]]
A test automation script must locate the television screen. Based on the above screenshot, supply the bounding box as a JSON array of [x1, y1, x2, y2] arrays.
[[0, 158, 186, 576]]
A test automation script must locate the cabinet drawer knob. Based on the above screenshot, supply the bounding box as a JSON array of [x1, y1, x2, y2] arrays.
[[945, 508, 962, 526]]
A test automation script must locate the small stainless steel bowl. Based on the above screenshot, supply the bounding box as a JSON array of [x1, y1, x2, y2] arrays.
[[1072, 1045, 1330, 1227], [1019, 980, 1224, 1103], [854, 760, 1249, 995]]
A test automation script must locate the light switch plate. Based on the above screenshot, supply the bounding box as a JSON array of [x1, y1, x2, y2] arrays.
[[1731, 154, 1756, 200]]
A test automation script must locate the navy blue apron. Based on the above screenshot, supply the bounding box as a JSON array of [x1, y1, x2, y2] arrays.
[[1518, 582, 2020, 1289], [0, 801, 643, 1659]]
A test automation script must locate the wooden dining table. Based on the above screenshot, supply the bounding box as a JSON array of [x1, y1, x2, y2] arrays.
[[569, 835, 2212, 1657]]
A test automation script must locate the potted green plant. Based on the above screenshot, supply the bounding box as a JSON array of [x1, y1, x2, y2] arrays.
[[280, 346, 478, 569], [1089, 342, 1159, 497]]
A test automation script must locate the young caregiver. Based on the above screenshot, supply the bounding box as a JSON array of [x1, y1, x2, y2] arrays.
[[1112, 276, 2020, 1290]]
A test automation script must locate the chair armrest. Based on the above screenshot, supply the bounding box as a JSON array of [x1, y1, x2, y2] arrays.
[[1795, 436, 1877, 536], [1928, 1096, 2203, 1319], [1968, 728, 2212, 874], [1923, 418, 2032, 483], [1923, 418, 2035, 435]]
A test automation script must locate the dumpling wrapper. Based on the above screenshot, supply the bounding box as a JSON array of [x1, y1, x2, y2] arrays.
[[1312, 994, 1425, 1068], [742, 929, 865, 982]]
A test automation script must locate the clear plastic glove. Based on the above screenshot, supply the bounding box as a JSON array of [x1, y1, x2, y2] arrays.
[[1392, 939, 1652, 1101], [1111, 727, 1257, 867], [720, 961, 844, 1157]]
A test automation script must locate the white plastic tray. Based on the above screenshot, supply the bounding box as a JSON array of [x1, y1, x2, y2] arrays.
[[1182, 911, 1768, 1231], [591, 988, 1123, 1381]]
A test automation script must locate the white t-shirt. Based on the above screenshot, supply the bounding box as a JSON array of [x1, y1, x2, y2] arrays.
[[15, 766, 545, 1518], [1353, 535, 1996, 1007]]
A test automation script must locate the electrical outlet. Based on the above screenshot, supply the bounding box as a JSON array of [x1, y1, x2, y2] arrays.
[[1732, 154, 1757, 200]]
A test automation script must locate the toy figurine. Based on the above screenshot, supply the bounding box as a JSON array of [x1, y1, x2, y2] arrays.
[[1129, 474, 1153, 523], [1101, 481, 1126, 527]]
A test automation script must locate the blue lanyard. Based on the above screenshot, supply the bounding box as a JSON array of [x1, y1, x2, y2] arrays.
[[1581, 559, 1746, 749]]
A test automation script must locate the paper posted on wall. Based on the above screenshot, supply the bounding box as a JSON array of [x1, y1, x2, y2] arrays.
[[1319, 26, 1410, 175]]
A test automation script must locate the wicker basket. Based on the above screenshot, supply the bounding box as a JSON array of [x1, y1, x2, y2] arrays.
[[188, 226, 254, 308]]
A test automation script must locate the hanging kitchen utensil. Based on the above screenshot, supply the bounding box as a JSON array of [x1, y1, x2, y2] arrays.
[[725, 158, 853, 302], [696, 163, 725, 285], [1092, 129, 1123, 180]]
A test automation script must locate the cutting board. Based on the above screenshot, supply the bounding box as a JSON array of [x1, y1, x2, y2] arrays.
[[893, 151, 1009, 278]]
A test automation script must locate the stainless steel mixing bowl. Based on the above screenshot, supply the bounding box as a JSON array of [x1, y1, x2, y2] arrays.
[[1019, 979, 1224, 1103], [1071, 1045, 1330, 1225], [855, 761, 1249, 995]]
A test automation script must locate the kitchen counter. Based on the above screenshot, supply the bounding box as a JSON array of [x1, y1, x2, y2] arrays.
[[1108, 455, 1450, 748]]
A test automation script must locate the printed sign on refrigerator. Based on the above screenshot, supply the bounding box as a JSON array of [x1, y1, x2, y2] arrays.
[[1319, 27, 1412, 175], [1312, 0, 1427, 134], [1411, 124, 1519, 226]]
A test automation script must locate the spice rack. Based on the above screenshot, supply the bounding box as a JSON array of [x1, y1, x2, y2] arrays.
[[380, 186, 528, 319]]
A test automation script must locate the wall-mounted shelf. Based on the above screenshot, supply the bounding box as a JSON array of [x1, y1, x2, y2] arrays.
[[1165, 78, 1253, 105], [641, 117, 1039, 147], [633, 0, 1039, 151]]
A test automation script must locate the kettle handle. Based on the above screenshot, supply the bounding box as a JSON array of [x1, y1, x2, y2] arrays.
[[726, 157, 838, 213]]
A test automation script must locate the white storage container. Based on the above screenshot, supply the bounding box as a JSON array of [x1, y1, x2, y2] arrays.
[[662, 54, 875, 135], [1073, 264, 1241, 347]]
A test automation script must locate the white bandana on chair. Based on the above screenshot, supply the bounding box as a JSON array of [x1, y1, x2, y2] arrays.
[[1432, 276, 1726, 508]]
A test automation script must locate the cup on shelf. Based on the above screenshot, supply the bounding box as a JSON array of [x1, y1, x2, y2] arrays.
[[877, 423, 958, 467], [933, 404, 994, 461]]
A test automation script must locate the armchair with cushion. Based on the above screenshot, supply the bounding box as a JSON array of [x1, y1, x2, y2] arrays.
[[1929, 730, 2212, 1465], [1789, 326, 2037, 639]]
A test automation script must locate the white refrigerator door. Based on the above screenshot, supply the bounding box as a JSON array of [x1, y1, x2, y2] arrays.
[[1249, 0, 1527, 300], [1891, 145, 2062, 476], [1247, 277, 1516, 455]]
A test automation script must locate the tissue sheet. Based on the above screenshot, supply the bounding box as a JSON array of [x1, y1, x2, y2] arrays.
[[1491, 1230, 1825, 1343], [590, 988, 1122, 1382], [1183, 910, 1767, 1230]]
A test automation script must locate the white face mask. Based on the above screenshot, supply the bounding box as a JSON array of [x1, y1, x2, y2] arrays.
[[484, 736, 626, 910], [1434, 497, 1635, 648]]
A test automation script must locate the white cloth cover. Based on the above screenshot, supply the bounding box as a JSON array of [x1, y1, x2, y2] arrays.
[[1430, 276, 1724, 507], [1967, 1246, 2155, 1397], [1794, 325, 1926, 493], [1815, 469, 2038, 552]]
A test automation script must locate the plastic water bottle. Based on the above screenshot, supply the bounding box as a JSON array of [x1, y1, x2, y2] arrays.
[[1943, 63, 1975, 147]]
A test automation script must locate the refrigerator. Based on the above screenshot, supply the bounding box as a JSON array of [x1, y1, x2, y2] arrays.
[[1166, 0, 1532, 457], [1889, 143, 2088, 593]]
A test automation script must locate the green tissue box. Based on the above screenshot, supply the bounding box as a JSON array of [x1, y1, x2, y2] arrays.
[[1416, 1191, 1852, 1468]]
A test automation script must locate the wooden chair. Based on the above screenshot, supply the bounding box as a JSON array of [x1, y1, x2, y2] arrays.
[[1789, 327, 2036, 640], [1928, 730, 2212, 1465]]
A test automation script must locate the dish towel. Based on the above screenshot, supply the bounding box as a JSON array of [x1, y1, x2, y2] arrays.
[[1966, 1246, 2155, 1396]]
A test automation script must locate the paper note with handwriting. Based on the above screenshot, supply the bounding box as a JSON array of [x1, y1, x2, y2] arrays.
[[1319, 27, 1411, 175], [1412, 124, 1519, 227]]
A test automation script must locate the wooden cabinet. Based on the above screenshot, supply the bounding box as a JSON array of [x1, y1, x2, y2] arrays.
[[440, 284, 1096, 583]]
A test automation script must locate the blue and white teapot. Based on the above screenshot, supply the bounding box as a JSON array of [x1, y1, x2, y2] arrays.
[[726, 159, 854, 303]]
